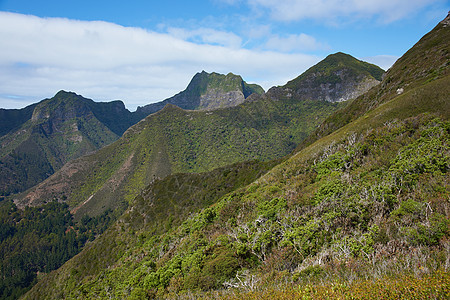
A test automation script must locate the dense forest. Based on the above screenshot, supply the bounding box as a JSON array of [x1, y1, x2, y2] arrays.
[[0, 200, 116, 299]]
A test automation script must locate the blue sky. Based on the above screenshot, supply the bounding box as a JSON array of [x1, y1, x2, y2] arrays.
[[0, 0, 448, 110]]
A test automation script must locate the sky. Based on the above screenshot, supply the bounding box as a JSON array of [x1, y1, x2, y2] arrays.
[[0, 0, 448, 111]]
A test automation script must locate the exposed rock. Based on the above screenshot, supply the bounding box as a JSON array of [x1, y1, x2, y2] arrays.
[[268, 52, 384, 103], [440, 11, 450, 27], [136, 71, 264, 115]]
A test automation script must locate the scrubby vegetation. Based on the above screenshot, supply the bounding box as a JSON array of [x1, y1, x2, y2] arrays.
[[109, 115, 447, 298], [15, 95, 342, 220], [23, 112, 448, 299], [10, 13, 450, 300]]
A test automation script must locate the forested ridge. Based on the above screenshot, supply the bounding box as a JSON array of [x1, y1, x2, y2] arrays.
[[0, 200, 115, 299]]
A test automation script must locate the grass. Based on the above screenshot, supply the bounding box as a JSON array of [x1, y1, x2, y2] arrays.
[[213, 270, 449, 300]]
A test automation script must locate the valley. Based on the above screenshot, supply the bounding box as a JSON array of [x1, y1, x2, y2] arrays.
[[0, 13, 449, 300]]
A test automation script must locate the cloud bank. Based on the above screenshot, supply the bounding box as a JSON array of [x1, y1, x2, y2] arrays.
[[0, 12, 321, 110], [248, 0, 443, 23]]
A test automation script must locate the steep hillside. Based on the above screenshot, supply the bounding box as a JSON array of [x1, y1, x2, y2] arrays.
[[14, 97, 342, 218], [23, 15, 449, 299], [296, 13, 450, 151], [0, 103, 37, 137], [25, 77, 449, 300], [12, 54, 385, 218], [266, 52, 383, 103], [0, 91, 141, 196], [136, 71, 264, 115], [0, 159, 277, 300]]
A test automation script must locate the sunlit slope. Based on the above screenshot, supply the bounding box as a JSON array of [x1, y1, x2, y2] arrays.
[[23, 18, 450, 298], [15, 96, 341, 218]]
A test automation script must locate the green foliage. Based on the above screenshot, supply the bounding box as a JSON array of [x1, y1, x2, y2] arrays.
[[389, 122, 448, 187], [257, 197, 287, 220], [0, 91, 131, 196], [0, 200, 114, 300], [282, 219, 323, 257], [18, 20, 450, 299], [314, 152, 349, 180], [391, 199, 422, 219], [406, 213, 449, 246], [293, 265, 325, 281], [314, 179, 345, 204]]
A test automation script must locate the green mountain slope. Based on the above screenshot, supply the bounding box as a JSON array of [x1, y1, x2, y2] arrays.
[[2, 54, 381, 299], [23, 14, 449, 300], [0, 91, 141, 196], [136, 71, 264, 115], [266, 52, 384, 103], [0, 159, 277, 300], [13, 55, 383, 218], [14, 97, 342, 218], [296, 15, 450, 152]]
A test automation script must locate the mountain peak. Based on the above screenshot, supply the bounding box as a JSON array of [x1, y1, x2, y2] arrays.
[[54, 90, 77, 98], [137, 71, 264, 115], [276, 52, 384, 102], [31, 90, 89, 122]]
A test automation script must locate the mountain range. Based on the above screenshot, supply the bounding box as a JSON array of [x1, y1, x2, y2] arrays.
[[9, 52, 382, 221], [136, 71, 265, 115], [0, 72, 265, 197], [1, 12, 449, 300]]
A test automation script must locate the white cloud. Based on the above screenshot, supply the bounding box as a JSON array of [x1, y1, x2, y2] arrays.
[[0, 12, 320, 110], [265, 33, 329, 52], [248, 0, 443, 23], [166, 27, 243, 48]]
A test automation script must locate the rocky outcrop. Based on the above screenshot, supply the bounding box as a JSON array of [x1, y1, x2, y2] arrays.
[[267, 52, 384, 103], [440, 11, 450, 27], [136, 71, 264, 115], [198, 89, 245, 110]]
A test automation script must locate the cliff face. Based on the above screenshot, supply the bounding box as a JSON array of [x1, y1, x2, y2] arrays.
[[267, 52, 384, 103], [287, 67, 380, 102], [136, 71, 264, 115]]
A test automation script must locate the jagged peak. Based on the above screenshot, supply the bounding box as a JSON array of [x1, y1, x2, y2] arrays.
[[54, 90, 78, 97], [284, 51, 384, 90]]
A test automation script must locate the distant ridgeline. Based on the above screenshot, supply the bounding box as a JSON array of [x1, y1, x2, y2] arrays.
[[136, 71, 265, 115], [18, 13, 450, 300], [0, 72, 264, 197], [2, 50, 393, 299], [12, 53, 382, 220]]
